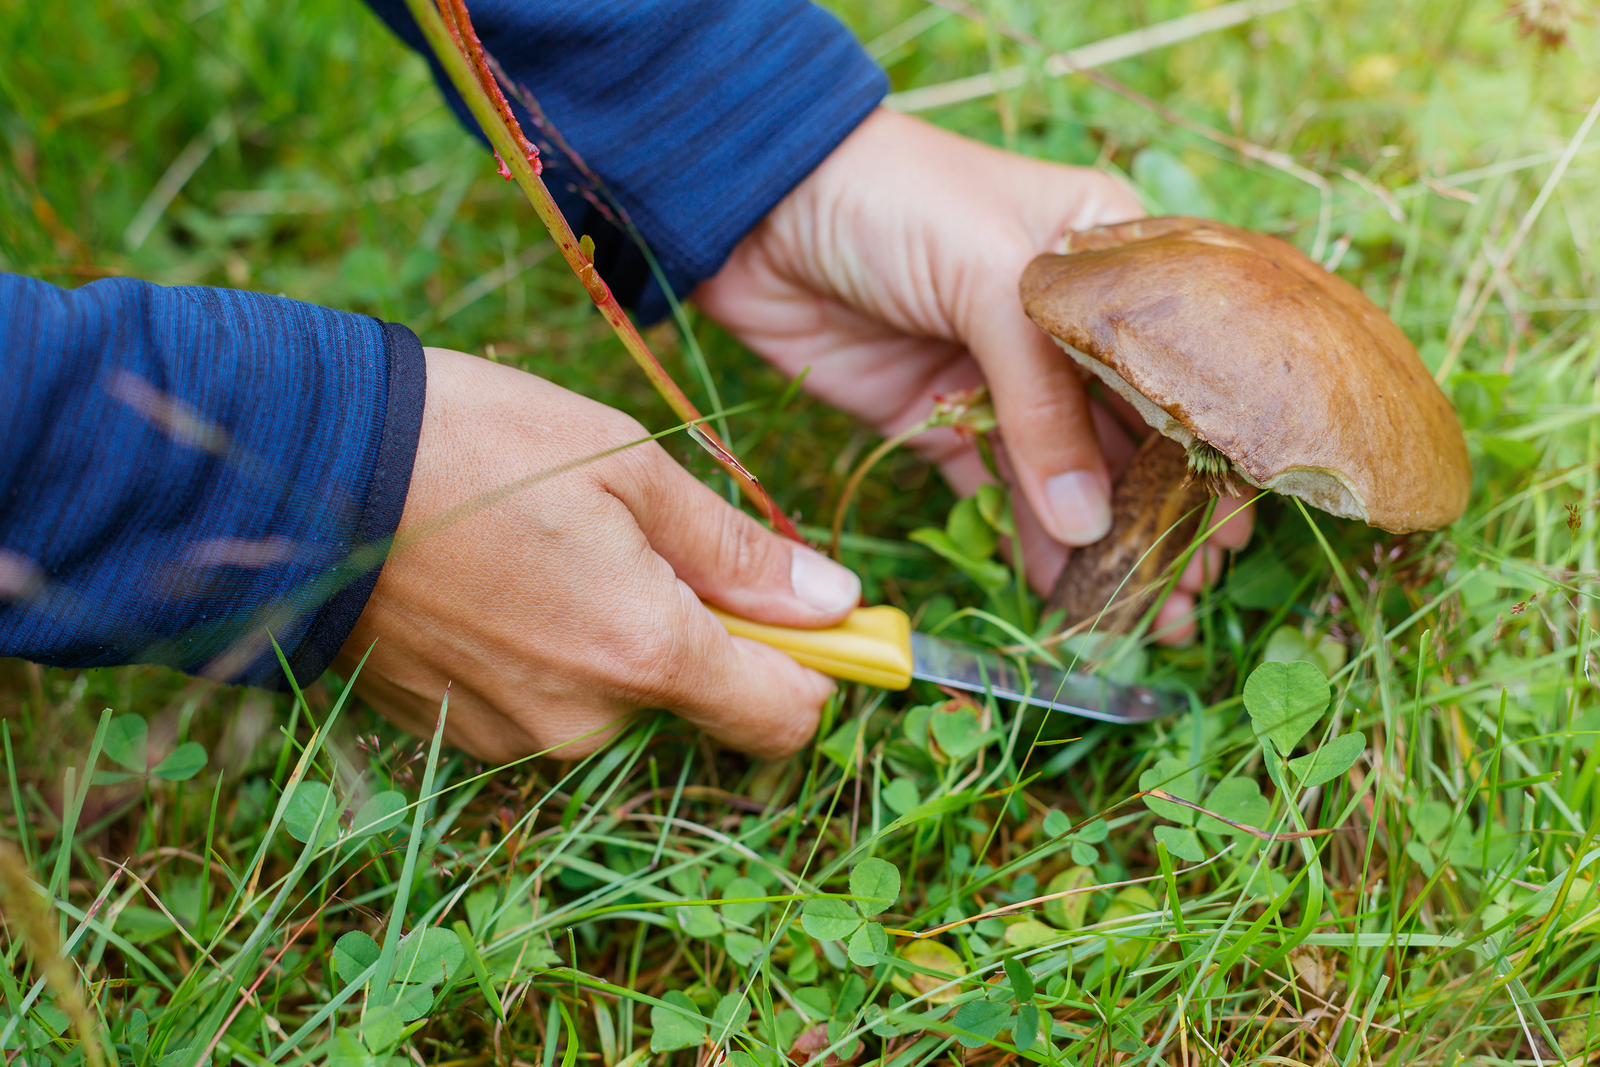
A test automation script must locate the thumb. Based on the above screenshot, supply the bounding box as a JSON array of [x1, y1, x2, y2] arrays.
[[966, 292, 1114, 547], [612, 447, 861, 627]]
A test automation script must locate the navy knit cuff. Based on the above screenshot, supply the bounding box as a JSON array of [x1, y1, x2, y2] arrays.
[[363, 0, 888, 324], [0, 275, 417, 688], [272, 322, 426, 689]]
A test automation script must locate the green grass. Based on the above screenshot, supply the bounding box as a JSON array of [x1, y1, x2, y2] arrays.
[[3, 0, 1600, 1064]]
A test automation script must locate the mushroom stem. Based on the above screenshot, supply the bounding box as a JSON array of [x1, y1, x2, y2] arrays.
[[1047, 433, 1211, 634]]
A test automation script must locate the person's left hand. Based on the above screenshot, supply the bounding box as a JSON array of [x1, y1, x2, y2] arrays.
[[694, 108, 1252, 643]]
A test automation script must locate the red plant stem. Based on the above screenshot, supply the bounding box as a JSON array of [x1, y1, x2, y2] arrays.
[[412, 0, 800, 542]]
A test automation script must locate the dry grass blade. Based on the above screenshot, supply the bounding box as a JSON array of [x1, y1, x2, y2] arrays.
[[886, 0, 1315, 113], [911, 0, 1336, 256], [0, 841, 105, 1067], [1433, 90, 1600, 382]]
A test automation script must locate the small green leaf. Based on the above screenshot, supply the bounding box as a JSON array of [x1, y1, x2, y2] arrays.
[[1002, 919, 1056, 947], [1263, 626, 1345, 677], [975, 482, 1015, 537], [1132, 146, 1218, 217], [1043, 866, 1094, 930], [650, 991, 705, 1052], [1003, 956, 1035, 1002], [1289, 732, 1366, 788], [850, 857, 901, 917], [334, 931, 381, 986], [283, 780, 339, 845], [391, 982, 434, 1021], [930, 704, 995, 760], [1102, 886, 1159, 965], [319, 1031, 373, 1067], [35, 1004, 70, 1037], [719, 876, 768, 926], [1077, 818, 1108, 844], [91, 770, 138, 786], [358, 1004, 404, 1054], [882, 777, 921, 815], [946, 495, 998, 561], [1139, 757, 1198, 826], [724, 932, 765, 967], [847, 921, 889, 966], [103, 714, 147, 772], [1197, 778, 1272, 838], [1152, 825, 1205, 862], [1479, 435, 1539, 471], [394, 926, 464, 987], [1071, 841, 1099, 865], [1243, 660, 1331, 756], [350, 791, 407, 836], [151, 742, 207, 781], [787, 939, 819, 984], [1247, 867, 1292, 901], [890, 789, 978, 826], [712, 992, 752, 1035], [126, 1008, 149, 1050], [1225, 552, 1295, 610], [951, 1000, 1012, 1048], [800, 897, 860, 941], [672, 904, 723, 939], [116, 905, 175, 944], [792, 987, 833, 1021], [818, 717, 865, 770], [1042, 810, 1072, 837], [908, 528, 1011, 594], [1013, 1003, 1040, 1052], [896, 939, 967, 1002]]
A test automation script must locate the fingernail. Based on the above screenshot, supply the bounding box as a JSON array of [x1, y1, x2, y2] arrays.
[[1043, 470, 1112, 545], [790, 545, 861, 614]]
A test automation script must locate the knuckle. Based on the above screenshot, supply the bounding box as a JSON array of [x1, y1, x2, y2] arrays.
[[711, 512, 777, 588], [595, 601, 693, 706]]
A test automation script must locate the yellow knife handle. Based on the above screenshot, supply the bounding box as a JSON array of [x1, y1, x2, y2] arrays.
[[706, 604, 914, 690]]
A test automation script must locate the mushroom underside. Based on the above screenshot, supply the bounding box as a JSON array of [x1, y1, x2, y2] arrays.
[[1050, 337, 1370, 523]]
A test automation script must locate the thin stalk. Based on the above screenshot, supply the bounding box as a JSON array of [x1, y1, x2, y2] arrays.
[[828, 385, 997, 558], [829, 424, 925, 560], [404, 0, 799, 540]]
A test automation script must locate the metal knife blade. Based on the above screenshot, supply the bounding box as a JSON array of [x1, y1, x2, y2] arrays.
[[910, 632, 1178, 725]]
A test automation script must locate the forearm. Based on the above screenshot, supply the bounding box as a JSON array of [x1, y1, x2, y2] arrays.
[[0, 272, 424, 688], [362, 0, 887, 322]]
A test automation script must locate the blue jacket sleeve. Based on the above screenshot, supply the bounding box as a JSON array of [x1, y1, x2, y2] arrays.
[[363, 0, 887, 324], [0, 273, 425, 689]]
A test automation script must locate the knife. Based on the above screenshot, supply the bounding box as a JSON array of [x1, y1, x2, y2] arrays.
[[707, 605, 1177, 725]]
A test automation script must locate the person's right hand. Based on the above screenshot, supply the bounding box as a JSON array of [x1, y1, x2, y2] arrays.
[[335, 347, 861, 763]]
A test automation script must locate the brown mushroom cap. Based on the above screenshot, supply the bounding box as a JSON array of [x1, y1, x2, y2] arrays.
[[1020, 217, 1471, 533]]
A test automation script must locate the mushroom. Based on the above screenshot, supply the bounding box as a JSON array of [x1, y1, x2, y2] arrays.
[[1020, 216, 1471, 634]]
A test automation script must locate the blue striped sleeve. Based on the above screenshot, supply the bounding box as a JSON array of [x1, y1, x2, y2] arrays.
[[0, 272, 425, 688], [364, 0, 888, 323]]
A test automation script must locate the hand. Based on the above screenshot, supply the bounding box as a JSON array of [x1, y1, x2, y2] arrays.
[[695, 109, 1252, 640], [336, 347, 861, 762]]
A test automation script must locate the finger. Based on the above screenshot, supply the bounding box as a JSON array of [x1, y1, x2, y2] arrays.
[[1211, 494, 1255, 549], [1152, 592, 1197, 646], [937, 445, 1066, 597], [1176, 545, 1225, 595], [647, 582, 838, 758], [964, 296, 1113, 547], [607, 440, 860, 627]]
